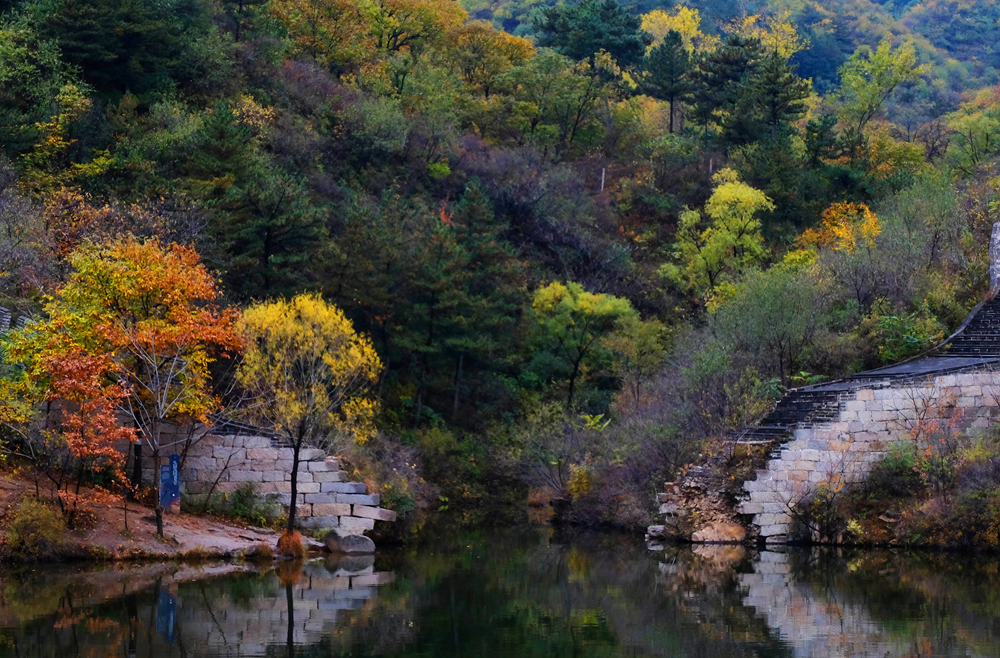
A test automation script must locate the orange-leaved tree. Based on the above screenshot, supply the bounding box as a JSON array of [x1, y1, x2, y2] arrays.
[[4, 237, 242, 534]]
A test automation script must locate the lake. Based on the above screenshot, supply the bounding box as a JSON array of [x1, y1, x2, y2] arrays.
[[1, 528, 999, 657]]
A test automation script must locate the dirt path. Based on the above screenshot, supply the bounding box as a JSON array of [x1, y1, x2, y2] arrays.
[[0, 474, 303, 560]]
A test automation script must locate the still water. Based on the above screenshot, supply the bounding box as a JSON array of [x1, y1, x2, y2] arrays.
[[0, 528, 999, 657]]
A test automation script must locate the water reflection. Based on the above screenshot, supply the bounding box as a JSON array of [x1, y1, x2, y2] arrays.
[[2, 531, 1000, 657]]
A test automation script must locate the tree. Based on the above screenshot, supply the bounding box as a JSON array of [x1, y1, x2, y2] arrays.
[[710, 264, 827, 385], [530, 281, 637, 406], [237, 294, 381, 535], [638, 30, 692, 133], [5, 238, 242, 534], [36, 0, 214, 97], [602, 316, 668, 407], [446, 20, 534, 98], [749, 50, 810, 140], [640, 6, 711, 52], [534, 0, 651, 69], [836, 38, 927, 165], [268, 0, 372, 70], [689, 34, 763, 138], [364, 0, 466, 55], [661, 169, 773, 297]]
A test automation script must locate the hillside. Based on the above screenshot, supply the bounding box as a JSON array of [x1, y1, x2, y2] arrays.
[[1, 0, 1000, 533]]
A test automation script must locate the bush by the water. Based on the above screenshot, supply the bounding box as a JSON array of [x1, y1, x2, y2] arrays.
[[5, 499, 65, 559]]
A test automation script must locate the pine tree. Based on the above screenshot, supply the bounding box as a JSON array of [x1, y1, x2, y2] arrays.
[[690, 34, 763, 140], [639, 30, 692, 133], [751, 51, 811, 140]]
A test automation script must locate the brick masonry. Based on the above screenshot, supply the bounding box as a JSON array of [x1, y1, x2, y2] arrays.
[[144, 433, 397, 533], [739, 370, 1000, 542]]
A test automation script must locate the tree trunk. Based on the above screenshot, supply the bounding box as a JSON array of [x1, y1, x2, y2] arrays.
[[130, 443, 141, 500], [287, 432, 303, 535], [152, 446, 163, 537], [452, 352, 464, 419]]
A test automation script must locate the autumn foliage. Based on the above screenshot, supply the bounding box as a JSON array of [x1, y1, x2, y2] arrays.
[[2, 237, 241, 527]]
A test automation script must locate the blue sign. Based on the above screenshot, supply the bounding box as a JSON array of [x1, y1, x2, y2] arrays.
[[155, 589, 176, 643], [159, 455, 181, 509]]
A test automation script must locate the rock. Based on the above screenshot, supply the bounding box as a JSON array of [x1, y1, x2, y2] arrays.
[[691, 521, 746, 544], [324, 553, 375, 574], [325, 529, 376, 554], [659, 502, 679, 516], [646, 525, 668, 539]]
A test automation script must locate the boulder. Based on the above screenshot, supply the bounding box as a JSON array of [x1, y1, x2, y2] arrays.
[[691, 521, 746, 544], [325, 529, 376, 554]]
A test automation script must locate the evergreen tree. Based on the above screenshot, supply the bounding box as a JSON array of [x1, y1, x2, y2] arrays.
[[751, 51, 811, 140], [639, 30, 692, 133], [690, 34, 763, 140], [37, 0, 207, 96], [534, 0, 651, 69]]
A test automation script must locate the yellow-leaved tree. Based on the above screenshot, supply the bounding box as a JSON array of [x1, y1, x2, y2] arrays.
[[640, 6, 715, 52], [725, 10, 807, 59], [237, 294, 382, 536], [661, 169, 774, 297], [821, 201, 881, 253]]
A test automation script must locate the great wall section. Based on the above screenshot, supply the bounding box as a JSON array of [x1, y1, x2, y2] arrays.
[[650, 224, 1000, 545]]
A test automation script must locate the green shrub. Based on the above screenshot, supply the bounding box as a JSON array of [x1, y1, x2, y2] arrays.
[[865, 442, 924, 498], [186, 483, 281, 528], [5, 499, 65, 559]]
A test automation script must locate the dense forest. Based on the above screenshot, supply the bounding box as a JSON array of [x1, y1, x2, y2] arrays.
[[2, 0, 1000, 532]]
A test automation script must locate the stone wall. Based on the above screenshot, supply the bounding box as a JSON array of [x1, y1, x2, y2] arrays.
[[739, 370, 1000, 541], [739, 551, 906, 657], [145, 433, 396, 532]]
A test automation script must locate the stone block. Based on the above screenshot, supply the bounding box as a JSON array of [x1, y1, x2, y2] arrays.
[[855, 389, 874, 401], [257, 482, 280, 493], [788, 471, 807, 482], [274, 449, 294, 461], [284, 504, 311, 518], [246, 448, 275, 460], [314, 471, 348, 483], [352, 505, 397, 522], [758, 524, 789, 537], [313, 503, 351, 516], [214, 446, 245, 461], [262, 470, 285, 482], [185, 481, 211, 494], [338, 516, 375, 532], [303, 492, 336, 504], [335, 494, 380, 506], [297, 482, 321, 494], [300, 448, 327, 461], [230, 470, 262, 482], [794, 460, 816, 471], [298, 515, 339, 530], [840, 411, 858, 423], [740, 503, 763, 514], [801, 449, 820, 461], [308, 460, 338, 472], [865, 400, 883, 411], [295, 471, 314, 483], [962, 386, 984, 397], [845, 400, 865, 411], [320, 482, 367, 494], [242, 436, 273, 449], [958, 397, 977, 408]]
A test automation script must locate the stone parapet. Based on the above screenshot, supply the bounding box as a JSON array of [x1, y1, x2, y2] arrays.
[[144, 433, 397, 534]]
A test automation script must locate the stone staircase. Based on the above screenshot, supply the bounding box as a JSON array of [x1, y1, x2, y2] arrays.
[[941, 295, 1000, 356], [651, 291, 1000, 545]]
